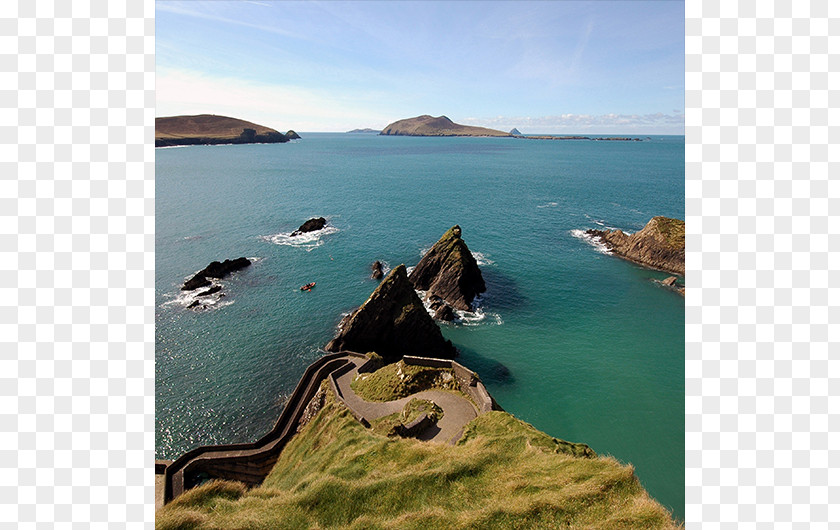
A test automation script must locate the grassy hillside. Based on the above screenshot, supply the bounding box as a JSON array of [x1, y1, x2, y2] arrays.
[[157, 386, 678, 529], [155, 114, 280, 140], [381, 115, 511, 137], [649, 217, 685, 250]]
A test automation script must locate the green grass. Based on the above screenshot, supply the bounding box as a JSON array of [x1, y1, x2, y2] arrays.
[[651, 217, 685, 250], [157, 389, 679, 530], [370, 398, 444, 437], [351, 360, 460, 402]]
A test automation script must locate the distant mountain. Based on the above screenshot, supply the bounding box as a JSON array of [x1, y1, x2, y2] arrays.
[[380, 115, 511, 137], [347, 128, 381, 134], [510, 128, 522, 136], [155, 114, 295, 147]]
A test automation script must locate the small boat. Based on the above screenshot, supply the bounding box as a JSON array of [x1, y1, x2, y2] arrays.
[[300, 282, 316, 291]]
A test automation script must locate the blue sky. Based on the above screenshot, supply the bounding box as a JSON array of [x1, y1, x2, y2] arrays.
[[156, 1, 684, 134]]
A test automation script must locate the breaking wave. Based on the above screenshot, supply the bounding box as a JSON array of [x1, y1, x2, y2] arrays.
[[415, 290, 503, 327], [570, 229, 611, 254], [471, 251, 494, 266], [261, 226, 339, 251]]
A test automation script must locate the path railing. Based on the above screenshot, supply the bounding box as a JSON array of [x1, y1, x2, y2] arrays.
[[162, 351, 366, 504]]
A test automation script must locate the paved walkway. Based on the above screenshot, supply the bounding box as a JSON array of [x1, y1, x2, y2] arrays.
[[334, 357, 479, 444]]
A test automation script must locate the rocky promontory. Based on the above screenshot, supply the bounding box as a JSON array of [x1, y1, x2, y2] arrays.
[[381, 115, 511, 137], [586, 216, 685, 276], [155, 115, 296, 147], [325, 264, 457, 362], [409, 225, 486, 312], [182, 257, 251, 291], [290, 217, 327, 237]]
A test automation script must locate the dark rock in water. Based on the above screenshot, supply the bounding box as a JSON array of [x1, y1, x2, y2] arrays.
[[427, 295, 445, 311], [661, 276, 677, 287], [181, 257, 251, 290], [409, 225, 486, 311], [290, 217, 327, 237], [187, 300, 200, 309], [325, 264, 457, 362], [586, 217, 685, 276], [197, 285, 222, 297], [434, 304, 455, 321], [286, 130, 301, 140], [371, 261, 384, 280], [427, 294, 455, 321], [182, 275, 211, 291]]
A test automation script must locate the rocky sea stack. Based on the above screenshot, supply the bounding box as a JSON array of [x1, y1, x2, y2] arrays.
[[370, 261, 384, 280], [290, 217, 327, 237], [325, 264, 456, 362], [587, 216, 685, 276], [182, 257, 251, 291], [409, 225, 486, 312]]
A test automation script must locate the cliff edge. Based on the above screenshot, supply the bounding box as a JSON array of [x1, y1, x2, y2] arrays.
[[325, 264, 457, 361], [380, 115, 511, 137], [587, 216, 685, 276]]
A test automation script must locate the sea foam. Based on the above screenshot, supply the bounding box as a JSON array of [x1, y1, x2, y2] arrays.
[[570, 229, 612, 254], [261, 225, 339, 251]]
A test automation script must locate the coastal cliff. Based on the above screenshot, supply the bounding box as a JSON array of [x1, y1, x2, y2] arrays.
[[325, 265, 457, 361], [157, 384, 678, 529], [409, 225, 486, 312], [155, 114, 295, 147], [587, 216, 685, 276], [381, 115, 511, 137]]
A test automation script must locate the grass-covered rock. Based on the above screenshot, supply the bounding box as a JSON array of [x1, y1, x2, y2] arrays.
[[371, 398, 444, 437], [156, 389, 678, 529], [350, 360, 460, 402]]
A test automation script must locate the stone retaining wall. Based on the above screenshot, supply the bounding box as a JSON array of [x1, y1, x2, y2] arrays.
[[160, 351, 498, 505], [162, 351, 366, 504], [402, 356, 496, 413]]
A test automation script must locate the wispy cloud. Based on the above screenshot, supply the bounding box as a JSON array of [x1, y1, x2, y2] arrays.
[[156, 68, 394, 131], [156, 1, 299, 39], [461, 112, 685, 134]]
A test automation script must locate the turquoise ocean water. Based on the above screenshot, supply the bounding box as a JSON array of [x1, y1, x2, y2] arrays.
[[156, 133, 684, 520]]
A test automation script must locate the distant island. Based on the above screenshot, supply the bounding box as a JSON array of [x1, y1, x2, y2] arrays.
[[380, 115, 511, 137], [346, 128, 381, 134], [155, 114, 299, 147]]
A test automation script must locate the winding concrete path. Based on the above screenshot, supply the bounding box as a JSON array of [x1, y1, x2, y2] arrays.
[[334, 357, 479, 445]]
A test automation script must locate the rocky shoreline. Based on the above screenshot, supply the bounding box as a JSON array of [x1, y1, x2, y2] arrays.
[[585, 216, 685, 277]]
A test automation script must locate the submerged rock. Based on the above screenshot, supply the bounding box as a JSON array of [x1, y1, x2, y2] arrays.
[[409, 225, 486, 311], [586, 217, 685, 276], [325, 264, 456, 362], [290, 217, 326, 237], [197, 285, 222, 297], [182, 257, 251, 291], [371, 261, 384, 280]]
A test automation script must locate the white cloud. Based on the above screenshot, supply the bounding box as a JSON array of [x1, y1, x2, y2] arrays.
[[460, 112, 685, 134], [156, 68, 392, 131]]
